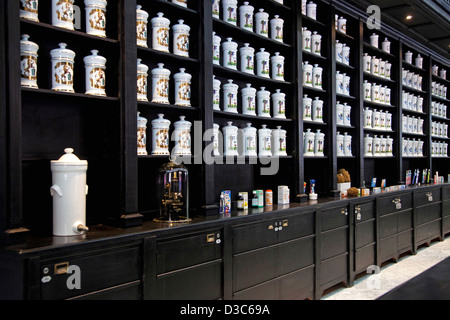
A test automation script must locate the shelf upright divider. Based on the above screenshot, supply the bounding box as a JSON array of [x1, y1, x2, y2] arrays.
[[426, 55, 434, 173], [397, 41, 405, 184], [356, 18, 365, 188]]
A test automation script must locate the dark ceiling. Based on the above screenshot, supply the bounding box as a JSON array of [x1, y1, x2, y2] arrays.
[[344, 0, 450, 61]]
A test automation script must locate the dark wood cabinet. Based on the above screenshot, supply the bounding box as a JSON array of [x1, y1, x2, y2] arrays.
[[414, 187, 443, 248]]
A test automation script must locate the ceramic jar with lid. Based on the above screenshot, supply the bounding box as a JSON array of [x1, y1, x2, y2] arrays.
[[20, 0, 39, 22], [136, 5, 149, 47], [52, 0, 74, 30], [242, 123, 257, 157], [50, 148, 89, 236], [312, 97, 323, 123], [314, 129, 325, 157], [440, 69, 447, 80], [20, 34, 39, 89], [370, 33, 379, 48], [271, 52, 285, 81], [372, 83, 380, 103], [343, 132, 352, 156], [83, 49, 106, 96], [222, 37, 238, 70], [386, 136, 393, 156], [336, 71, 344, 94], [303, 94, 312, 121], [373, 135, 381, 156], [338, 16, 346, 33], [272, 126, 287, 156], [223, 79, 238, 113], [343, 73, 350, 96], [241, 83, 257, 116], [213, 123, 220, 156], [303, 28, 312, 52], [432, 65, 439, 76], [258, 125, 272, 157], [151, 114, 171, 155], [306, 1, 317, 20], [404, 51, 413, 64], [137, 112, 148, 155], [257, 87, 271, 117], [363, 53, 371, 73], [312, 64, 322, 89], [343, 103, 351, 126], [372, 109, 380, 129], [137, 59, 149, 101], [272, 89, 286, 119], [270, 15, 284, 43], [85, 0, 107, 38], [151, 12, 170, 52], [363, 80, 371, 101], [415, 54, 423, 69], [255, 9, 269, 37], [312, 31, 322, 56], [364, 107, 373, 128], [151, 63, 171, 104], [342, 44, 350, 66], [382, 38, 390, 53], [385, 62, 392, 79], [223, 122, 239, 156], [174, 68, 191, 107], [213, 75, 221, 111], [222, 0, 238, 25], [173, 20, 190, 57], [173, 116, 192, 155], [51, 43, 75, 92], [371, 56, 379, 76], [239, 2, 254, 32], [212, 32, 221, 65], [303, 61, 313, 87], [172, 0, 187, 8], [256, 48, 270, 78], [336, 102, 344, 125], [364, 134, 373, 157], [337, 132, 345, 157], [335, 40, 343, 63], [239, 43, 255, 74], [304, 128, 315, 156]]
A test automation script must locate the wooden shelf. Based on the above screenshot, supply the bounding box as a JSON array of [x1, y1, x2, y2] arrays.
[[213, 110, 293, 123], [21, 87, 120, 101]]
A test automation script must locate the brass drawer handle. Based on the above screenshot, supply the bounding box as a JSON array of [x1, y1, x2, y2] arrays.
[[355, 206, 362, 220], [392, 198, 402, 209], [54, 262, 69, 275], [341, 208, 348, 215]]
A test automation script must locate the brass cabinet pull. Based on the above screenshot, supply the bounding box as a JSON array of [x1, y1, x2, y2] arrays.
[[54, 262, 69, 275], [426, 192, 433, 202], [392, 198, 402, 209], [341, 208, 348, 215], [355, 206, 362, 221]]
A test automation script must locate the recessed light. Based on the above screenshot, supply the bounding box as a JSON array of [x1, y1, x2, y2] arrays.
[[406, 15, 413, 20]]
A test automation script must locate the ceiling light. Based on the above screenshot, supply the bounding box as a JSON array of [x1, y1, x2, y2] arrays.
[[406, 15, 413, 20]]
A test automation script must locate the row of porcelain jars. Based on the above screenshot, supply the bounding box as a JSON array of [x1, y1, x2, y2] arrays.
[[363, 108, 393, 131], [402, 138, 424, 158], [302, 28, 322, 56], [431, 82, 448, 99], [302, 95, 324, 123], [431, 141, 449, 157], [364, 135, 394, 157], [404, 51, 424, 69], [432, 65, 447, 80], [336, 41, 351, 66], [431, 101, 448, 118], [401, 91, 424, 113], [137, 8, 191, 57], [21, 0, 108, 38], [368, 34, 391, 54], [431, 121, 449, 138], [303, 128, 324, 157], [363, 53, 392, 80], [302, 62, 322, 89], [137, 113, 192, 156], [336, 101, 352, 126], [363, 81, 392, 105], [336, 132, 353, 157], [402, 114, 424, 135], [336, 71, 351, 96], [220, 122, 287, 157], [402, 69, 423, 91], [137, 61, 192, 106], [301, 1, 317, 20]]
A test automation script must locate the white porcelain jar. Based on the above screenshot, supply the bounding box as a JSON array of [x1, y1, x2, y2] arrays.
[[407, 93, 413, 110], [343, 103, 351, 126], [411, 95, 418, 111], [370, 33, 379, 48], [272, 89, 286, 119], [151, 12, 170, 52], [303, 94, 312, 121], [402, 138, 407, 156], [172, 0, 187, 8], [239, 2, 254, 31], [255, 9, 269, 37], [52, 0, 74, 30], [51, 148, 88, 236], [343, 132, 352, 156], [381, 38, 390, 53], [137, 59, 149, 101], [239, 43, 255, 74], [342, 44, 350, 66], [407, 138, 413, 156], [20, 34, 39, 89], [386, 136, 393, 156], [379, 86, 385, 104], [371, 56, 379, 76], [272, 126, 287, 156], [174, 68, 191, 106], [337, 132, 345, 157], [213, 75, 221, 110], [303, 28, 312, 52], [173, 116, 192, 155], [412, 117, 419, 134], [363, 80, 371, 101], [51, 43, 75, 93], [137, 112, 148, 155], [151, 114, 171, 155], [136, 5, 149, 47], [402, 115, 408, 132], [364, 107, 373, 128], [223, 79, 238, 113], [314, 129, 325, 156], [304, 128, 315, 156], [364, 135, 373, 157], [256, 48, 270, 78], [222, 0, 238, 25], [20, 0, 39, 22], [385, 87, 391, 105], [85, 0, 107, 38], [151, 63, 170, 104], [373, 135, 381, 156], [306, 1, 317, 20], [241, 83, 257, 116], [379, 110, 386, 129], [343, 74, 350, 96], [312, 97, 323, 122], [270, 15, 284, 43], [404, 51, 413, 64], [312, 64, 322, 89], [402, 69, 408, 86], [336, 102, 344, 125], [418, 140, 424, 157], [302, 0, 307, 15], [406, 71, 413, 88], [335, 40, 343, 63], [271, 52, 285, 81], [173, 20, 190, 57], [242, 123, 257, 157], [418, 118, 424, 134], [407, 116, 413, 133], [258, 125, 272, 157], [338, 16, 346, 33], [415, 54, 423, 69], [385, 62, 391, 79], [83, 49, 106, 96], [212, 0, 220, 19], [213, 32, 221, 65], [371, 84, 380, 104], [379, 59, 385, 78], [380, 135, 387, 155], [386, 112, 392, 130], [336, 71, 344, 94], [372, 109, 380, 129], [312, 31, 322, 55], [213, 123, 220, 156], [440, 69, 447, 80], [257, 87, 271, 117]]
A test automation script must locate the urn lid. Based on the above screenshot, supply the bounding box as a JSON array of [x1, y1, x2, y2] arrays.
[[173, 19, 190, 33], [137, 59, 149, 72], [137, 112, 148, 126], [50, 43, 76, 60], [241, 83, 256, 94], [136, 5, 149, 20], [243, 123, 256, 133], [271, 15, 283, 22], [151, 63, 171, 76], [152, 114, 171, 126], [223, 79, 238, 89], [240, 1, 254, 9], [255, 8, 268, 17], [20, 34, 39, 54], [51, 148, 87, 167], [151, 12, 170, 26], [85, 0, 107, 7], [174, 116, 192, 128], [174, 68, 192, 81], [223, 121, 238, 132], [83, 50, 106, 66]]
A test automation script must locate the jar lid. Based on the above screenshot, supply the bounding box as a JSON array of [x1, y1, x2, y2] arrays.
[[20, 34, 39, 53], [174, 68, 192, 80], [152, 63, 171, 76], [50, 43, 76, 59], [85, 0, 107, 7], [173, 19, 190, 32], [137, 59, 149, 72], [51, 148, 87, 166], [136, 5, 149, 19], [152, 113, 171, 126], [83, 49, 106, 66], [174, 115, 192, 128], [151, 12, 170, 26]]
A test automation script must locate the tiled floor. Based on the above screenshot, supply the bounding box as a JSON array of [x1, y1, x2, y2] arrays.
[[321, 235, 450, 300]]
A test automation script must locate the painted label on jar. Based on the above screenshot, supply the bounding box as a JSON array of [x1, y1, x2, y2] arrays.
[[155, 79, 169, 98], [89, 67, 105, 89], [137, 75, 148, 97], [56, 0, 74, 23], [178, 130, 191, 149], [137, 22, 148, 42], [177, 82, 191, 101], [137, 128, 147, 151], [88, 9, 106, 32], [54, 62, 74, 85], [21, 0, 38, 13], [176, 34, 189, 53], [156, 27, 169, 48], [21, 55, 37, 81], [156, 130, 169, 150]]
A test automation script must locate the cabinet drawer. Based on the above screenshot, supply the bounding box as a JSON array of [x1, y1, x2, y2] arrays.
[[320, 253, 348, 286], [380, 235, 397, 260], [321, 227, 348, 260], [41, 246, 140, 300], [157, 230, 222, 274], [379, 213, 397, 238], [415, 188, 441, 207], [397, 210, 412, 233], [233, 220, 280, 254], [378, 193, 412, 216], [444, 200, 450, 217], [321, 205, 349, 231], [278, 211, 315, 243], [70, 281, 141, 300], [354, 201, 375, 223], [355, 244, 375, 273], [397, 230, 413, 253], [355, 220, 375, 249]]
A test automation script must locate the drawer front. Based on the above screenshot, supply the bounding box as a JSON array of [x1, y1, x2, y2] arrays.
[[321, 227, 348, 260], [321, 205, 349, 231], [397, 210, 413, 233], [378, 193, 412, 216], [70, 282, 141, 300], [397, 230, 413, 253], [320, 253, 348, 286], [354, 201, 375, 223], [380, 235, 397, 261], [157, 230, 222, 274], [355, 220, 375, 249], [354, 244, 375, 273], [443, 186, 450, 200], [279, 236, 314, 275], [443, 200, 450, 217], [416, 204, 441, 226], [233, 220, 280, 254], [41, 246, 140, 300], [415, 188, 441, 207], [278, 211, 315, 243], [379, 213, 397, 238]]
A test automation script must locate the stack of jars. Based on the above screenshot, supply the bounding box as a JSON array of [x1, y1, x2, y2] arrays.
[[431, 141, 448, 158], [401, 91, 424, 113], [362, 53, 392, 80], [431, 81, 448, 99], [402, 138, 424, 157], [364, 134, 394, 157], [431, 121, 449, 138], [432, 65, 447, 80], [336, 71, 351, 96], [302, 27, 322, 56], [303, 128, 325, 157], [302, 61, 323, 89], [363, 108, 393, 131], [402, 114, 424, 135], [363, 81, 392, 105], [402, 68, 423, 91], [431, 101, 448, 118], [336, 132, 353, 157]]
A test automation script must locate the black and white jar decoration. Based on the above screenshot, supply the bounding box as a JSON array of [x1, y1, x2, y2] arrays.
[[151, 114, 171, 155], [256, 48, 270, 78], [137, 112, 148, 155], [239, 2, 254, 32], [20, 0, 39, 22], [239, 43, 255, 74], [173, 116, 192, 156], [151, 12, 170, 53], [173, 20, 190, 57], [223, 122, 239, 156], [20, 34, 39, 89], [223, 79, 238, 113], [255, 9, 269, 37], [242, 123, 257, 157], [151, 63, 171, 104], [174, 68, 191, 107], [52, 0, 74, 30], [257, 87, 271, 117], [272, 89, 286, 119], [83, 49, 106, 96], [137, 58, 149, 102], [222, 0, 238, 25], [241, 83, 257, 116], [258, 125, 272, 157], [270, 15, 284, 43], [136, 5, 149, 47], [50, 43, 75, 92], [85, 0, 107, 38], [222, 38, 238, 70]]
